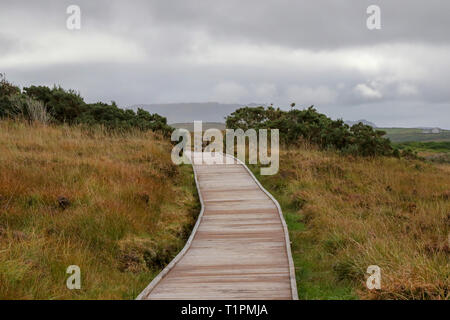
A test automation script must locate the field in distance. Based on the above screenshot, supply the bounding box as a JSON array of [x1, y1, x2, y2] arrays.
[[380, 127, 450, 143]]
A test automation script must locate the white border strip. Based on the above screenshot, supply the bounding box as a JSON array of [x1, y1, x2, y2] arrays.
[[233, 156, 299, 300], [136, 152, 298, 300]]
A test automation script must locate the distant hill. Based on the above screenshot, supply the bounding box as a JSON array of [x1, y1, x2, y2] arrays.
[[344, 119, 377, 128], [171, 122, 226, 132], [131, 102, 274, 123], [134, 104, 383, 129], [131, 102, 244, 123]]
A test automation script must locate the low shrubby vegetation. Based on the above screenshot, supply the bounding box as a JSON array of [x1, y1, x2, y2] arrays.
[[395, 141, 450, 164], [251, 145, 449, 300], [395, 141, 450, 154], [0, 121, 199, 299], [0, 74, 172, 135], [226, 106, 393, 156]]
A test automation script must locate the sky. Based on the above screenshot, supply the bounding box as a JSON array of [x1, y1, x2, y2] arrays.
[[1, 0, 449, 128]]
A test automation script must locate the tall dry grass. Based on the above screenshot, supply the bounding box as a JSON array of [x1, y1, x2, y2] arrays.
[[8, 96, 52, 125], [0, 120, 198, 299], [254, 145, 449, 299]]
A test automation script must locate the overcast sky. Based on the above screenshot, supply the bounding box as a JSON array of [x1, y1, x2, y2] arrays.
[[1, 0, 449, 127]]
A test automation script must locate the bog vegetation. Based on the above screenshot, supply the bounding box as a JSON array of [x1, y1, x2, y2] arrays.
[[0, 122, 199, 299], [251, 146, 449, 299]]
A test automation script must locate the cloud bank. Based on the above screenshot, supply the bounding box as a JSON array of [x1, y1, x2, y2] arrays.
[[1, 0, 449, 127]]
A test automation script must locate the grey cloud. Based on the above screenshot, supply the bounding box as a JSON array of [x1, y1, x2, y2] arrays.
[[0, 34, 20, 55], [116, 0, 450, 49], [1, 1, 450, 128]]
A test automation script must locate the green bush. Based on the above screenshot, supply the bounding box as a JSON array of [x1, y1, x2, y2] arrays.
[[226, 105, 393, 157], [24, 85, 86, 124], [0, 75, 172, 135], [0, 74, 21, 118]]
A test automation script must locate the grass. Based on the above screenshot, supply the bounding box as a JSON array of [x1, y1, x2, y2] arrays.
[[0, 120, 199, 299], [394, 141, 450, 164], [380, 127, 450, 143], [250, 144, 450, 300], [395, 141, 450, 153]]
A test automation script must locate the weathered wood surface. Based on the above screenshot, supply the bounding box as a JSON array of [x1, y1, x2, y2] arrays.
[[138, 153, 297, 300]]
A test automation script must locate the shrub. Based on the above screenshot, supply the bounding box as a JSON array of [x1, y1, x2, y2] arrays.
[[226, 105, 393, 157], [24, 85, 86, 124], [0, 74, 21, 118], [0, 75, 172, 134]]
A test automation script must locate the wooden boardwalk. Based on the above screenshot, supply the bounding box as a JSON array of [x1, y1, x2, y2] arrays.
[[137, 153, 297, 300]]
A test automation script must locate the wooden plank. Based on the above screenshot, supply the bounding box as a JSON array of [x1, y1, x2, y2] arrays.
[[137, 153, 297, 300]]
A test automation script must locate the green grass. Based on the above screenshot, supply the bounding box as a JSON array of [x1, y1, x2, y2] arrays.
[[380, 128, 450, 143], [395, 141, 450, 153]]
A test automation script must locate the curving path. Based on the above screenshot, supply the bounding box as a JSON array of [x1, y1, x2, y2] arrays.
[[137, 152, 298, 300]]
